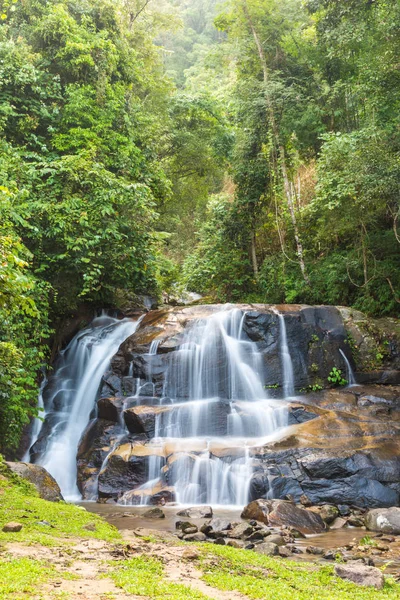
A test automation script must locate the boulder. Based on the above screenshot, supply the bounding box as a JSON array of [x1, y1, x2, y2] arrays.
[[201, 518, 232, 538], [241, 499, 270, 524], [5, 462, 63, 502], [176, 506, 213, 519], [365, 507, 400, 534], [143, 507, 165, 519], [2, 522, 23, 532], [242, 499, 326, 535], [268, 501, 326, 535], [226, 523, 254, 539], [334, 563, 384, 590], [254, 542, 279, 556]]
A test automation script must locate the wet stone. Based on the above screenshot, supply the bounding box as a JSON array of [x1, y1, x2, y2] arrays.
[[143, 507, 165, 519], [306, 545, 324, 555]]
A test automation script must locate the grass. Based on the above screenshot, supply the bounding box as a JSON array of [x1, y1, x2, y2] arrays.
[[0, 557, 60, 600], [197, 543, 400, 600], [110, 556, 212, 600], [0, 460, 121, 546]]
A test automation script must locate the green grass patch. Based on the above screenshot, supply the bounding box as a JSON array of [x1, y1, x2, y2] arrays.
[[110, 555, 212, 599], [0, 557, 59, 599], [198, 543, 400, 600], [0, 463, 121, 545]]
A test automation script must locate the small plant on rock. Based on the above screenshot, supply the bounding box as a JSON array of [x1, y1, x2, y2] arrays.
[[328, 367, 347, 387]]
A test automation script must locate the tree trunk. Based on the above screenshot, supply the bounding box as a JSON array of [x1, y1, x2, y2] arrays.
[[251, 230, 259, 276], [242, 0, 310, 285]]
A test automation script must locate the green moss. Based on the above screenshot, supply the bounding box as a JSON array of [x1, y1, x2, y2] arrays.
[[0, 470, 121, 545], [198, 544, 400, 600], [110, 556, 212, 599]]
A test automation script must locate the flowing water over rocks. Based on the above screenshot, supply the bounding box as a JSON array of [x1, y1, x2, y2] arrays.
[[26, 304, 400, 510]]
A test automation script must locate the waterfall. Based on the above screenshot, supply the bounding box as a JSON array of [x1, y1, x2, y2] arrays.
[[132, 307, 289, 506], [339, 349, 358, 387], [273, 309, 295, 397], [31, 315, 139, 500], [22, 371, 46, 462]]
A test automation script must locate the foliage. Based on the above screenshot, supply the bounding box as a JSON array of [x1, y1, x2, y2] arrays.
[[182, 194, 256, 301], [0, 187, 51, 454], [328, 367, 347, 387]]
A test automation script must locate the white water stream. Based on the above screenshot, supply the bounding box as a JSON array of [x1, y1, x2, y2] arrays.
[[339, 348, 358, 387], [32, 315, 139, 500]]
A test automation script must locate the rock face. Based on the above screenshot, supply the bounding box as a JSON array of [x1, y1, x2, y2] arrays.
[[241, 500, 326, 535], [365, 507, 400, 534], [5, 462, 63, 502]]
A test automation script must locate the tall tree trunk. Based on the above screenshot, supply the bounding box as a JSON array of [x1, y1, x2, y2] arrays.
[[242, 1, 310, 285], [251, 230, 259, 275]]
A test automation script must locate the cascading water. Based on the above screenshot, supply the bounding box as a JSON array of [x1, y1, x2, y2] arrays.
[[273, 309, 295, 397], [29, 315, 139, 500], [339, 348, 358, 387], [131, 307, 290, 506]]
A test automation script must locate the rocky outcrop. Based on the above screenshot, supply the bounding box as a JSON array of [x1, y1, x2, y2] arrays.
[[5, 462, 63, 502], [70, 303, 400, 506]]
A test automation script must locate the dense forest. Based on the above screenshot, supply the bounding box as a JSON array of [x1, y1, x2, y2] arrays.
[[1, 0, 400, 452]]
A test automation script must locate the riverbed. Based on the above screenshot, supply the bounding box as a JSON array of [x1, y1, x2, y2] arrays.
[[83, 503, 400, 572]]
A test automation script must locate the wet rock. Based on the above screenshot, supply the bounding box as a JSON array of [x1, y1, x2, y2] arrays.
[[329, 517, 347, 530], [124, 405, 172, 438], [242, 499, 326, 535], [302, 476, 399, 508], [97, 397, 123, 422], [143, 507, 165, 519], [176, 521, 196, 532], [98, 444, 163, 498], [201, 518, 232, 538], [227, 523, 254, 539], [246, 530, 266, 542], [348, 516, 364, 527], [323, 550, 337, 560], [306, 545, 324, 555], [279, 547, 291, 558], [334, 563, 384, 589], [254, 542, 279, 556], [176, 506, 213, 519], [5, 462, 63, 503], [241, 499, 270, 523], [319, 505, 339, 525], [365, 507, 400, 534], [183, 527, 198, 535], [268, 534, 285, 547], [2, 522, 23, 532], [184, 532, 207, 542]]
